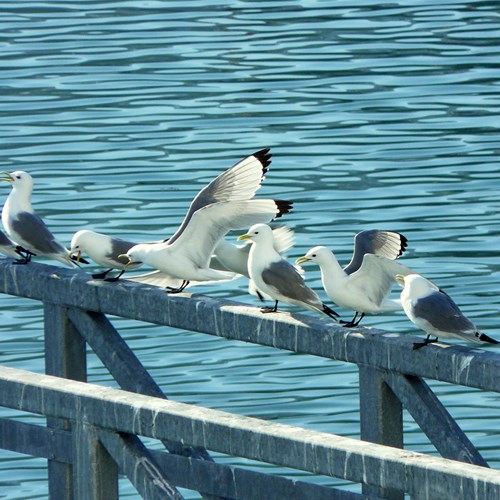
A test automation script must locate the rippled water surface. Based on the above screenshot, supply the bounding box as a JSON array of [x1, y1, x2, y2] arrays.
[[1, 1, 500, 497]]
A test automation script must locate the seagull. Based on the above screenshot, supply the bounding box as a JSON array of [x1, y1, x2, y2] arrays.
[[0, 170, 81, 267], [211, 225, 295, 300], [69, 230, 141, 281], [296, 230, 411, 327], [123, 199, 292, 293], [238, 223, 339, 320], [396, 273, 499, 350], [121, 148, 291, 293]]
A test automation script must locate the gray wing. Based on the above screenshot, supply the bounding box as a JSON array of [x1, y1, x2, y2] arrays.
[[262, 260, 319, 304], [167, 149, 271, 244], [344, 230, 408, 275], [413, 291, 477, 336], [107, 238, 136, 265], [12, 212, 66, 255]]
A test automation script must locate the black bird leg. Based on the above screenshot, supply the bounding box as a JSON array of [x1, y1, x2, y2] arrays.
[[166, 280, 190, 294], [413, 334, 438, 350], [104, 270, 126, 282], [92, 269, 113, 280], [261, 300, 278, 313], [14, 249, 35, 265], [340, 312, 365, 328]]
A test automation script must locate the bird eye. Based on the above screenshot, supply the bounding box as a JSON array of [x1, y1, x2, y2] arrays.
[[15, 175, 20, 180], [312, 254, 316, 257], [254, 231, 259, 235]]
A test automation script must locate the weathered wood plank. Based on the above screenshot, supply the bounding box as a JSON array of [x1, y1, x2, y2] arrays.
[[0, 419, 366, 499], [0, 417, 72, 463], [1, 260, 499, 392], [0, 366, 498, 498], [99, 430, 183, 499], [72, 422, 118, 500], [359, 366, 403, 500], [44, 303, 86, 500], [385, 372, 489, 467], [66, 308, 213, 460]]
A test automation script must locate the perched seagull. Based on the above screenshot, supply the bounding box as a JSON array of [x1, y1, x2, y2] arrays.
[[238, 223, 339, 320], [0, 171, 81, 267], [211, 225, 295, 300], [121, 148, 292, 293], [123, 199, 293, 293], [69, 230, 141, 281], [396, 273, 499, 350], [296, 230, 411, 327]]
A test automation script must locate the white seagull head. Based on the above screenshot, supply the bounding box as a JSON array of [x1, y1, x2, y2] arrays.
[[296, 245, 331, 266], [0, 170, 34, 194], [237, 223, 274, 244]]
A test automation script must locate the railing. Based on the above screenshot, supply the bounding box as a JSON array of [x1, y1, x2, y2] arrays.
[[0, 258, 499, 499]]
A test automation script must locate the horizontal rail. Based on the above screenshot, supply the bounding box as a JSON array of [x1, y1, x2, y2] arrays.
[[0, 417, 364, 500], [1, 259, 499, 392], [0, 365, 499, 498]]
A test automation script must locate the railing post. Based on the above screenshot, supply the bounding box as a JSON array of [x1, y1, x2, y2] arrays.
[[359, 365, 404, 500], [72, 422, 118, 500], [44, 303, 87, 500]]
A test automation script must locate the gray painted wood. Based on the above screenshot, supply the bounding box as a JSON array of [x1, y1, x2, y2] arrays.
[[1, 260, 499, 392], [66, 308, 212, 461], [99, 430, 183, 499], [359, 366, 403, 500], [0, 417, 72, 463], [44, 303, 86, 500], [385, 372, 489, 467], [0, 366, 499, 498], [0, 418, 367, 500], [72, 422, 118, 500]]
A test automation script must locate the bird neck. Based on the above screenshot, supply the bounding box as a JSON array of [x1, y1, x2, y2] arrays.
[[8, 187, 33, 213], [318, 253, 346, 296]]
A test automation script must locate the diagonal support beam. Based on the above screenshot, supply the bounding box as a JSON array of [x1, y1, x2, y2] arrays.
[[99, 430, 183, 500], [384, 372, 488, 467], [66, 308, 211, 461]]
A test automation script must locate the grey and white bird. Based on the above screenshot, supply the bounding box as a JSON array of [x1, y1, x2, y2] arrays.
[[296, 230, 411, 327], [121, 148, 292, 293], [123, 199, 292, 293], [396, 273, 499, 349], [211, 225, 295, 300], [238, 223, 339, 320], [0, 170, 79, 267], [69, 230, 141, 281]]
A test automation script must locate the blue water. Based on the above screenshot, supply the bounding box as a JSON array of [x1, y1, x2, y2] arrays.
[[0, 0, 500, 497]]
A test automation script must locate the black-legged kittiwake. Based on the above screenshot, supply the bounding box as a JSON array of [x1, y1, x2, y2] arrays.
[[396, 273, 499, 349]]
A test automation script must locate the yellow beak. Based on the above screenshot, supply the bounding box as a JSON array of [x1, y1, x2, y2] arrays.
[[395, 274, 405, 286], [295, 256, 311, 265], [67, 249, 81, 262], [0, 172, 13, 183], [237, 234, 252, 241], [118, 254, 132, 267]]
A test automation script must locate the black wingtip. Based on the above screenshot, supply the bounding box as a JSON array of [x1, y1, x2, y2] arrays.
[[397, 232, 409, 257], [478, 332, 499, 344], [273, 199, 294, 219], [70, 255, 90, 265], [253, 147, 272, 176], [322, 303, 340, 319]]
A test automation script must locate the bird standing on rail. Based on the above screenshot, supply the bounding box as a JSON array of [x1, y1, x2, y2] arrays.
[[238, 223, 339, 320], [121, 149, 293, 293], [1, 170, 81, 267], [396, 273, 499, 349], [296, 230, 411, 327], [69, 230, 142, 281]]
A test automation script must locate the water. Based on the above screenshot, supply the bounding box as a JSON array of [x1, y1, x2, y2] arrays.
[[0, 0, 499, 497]]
